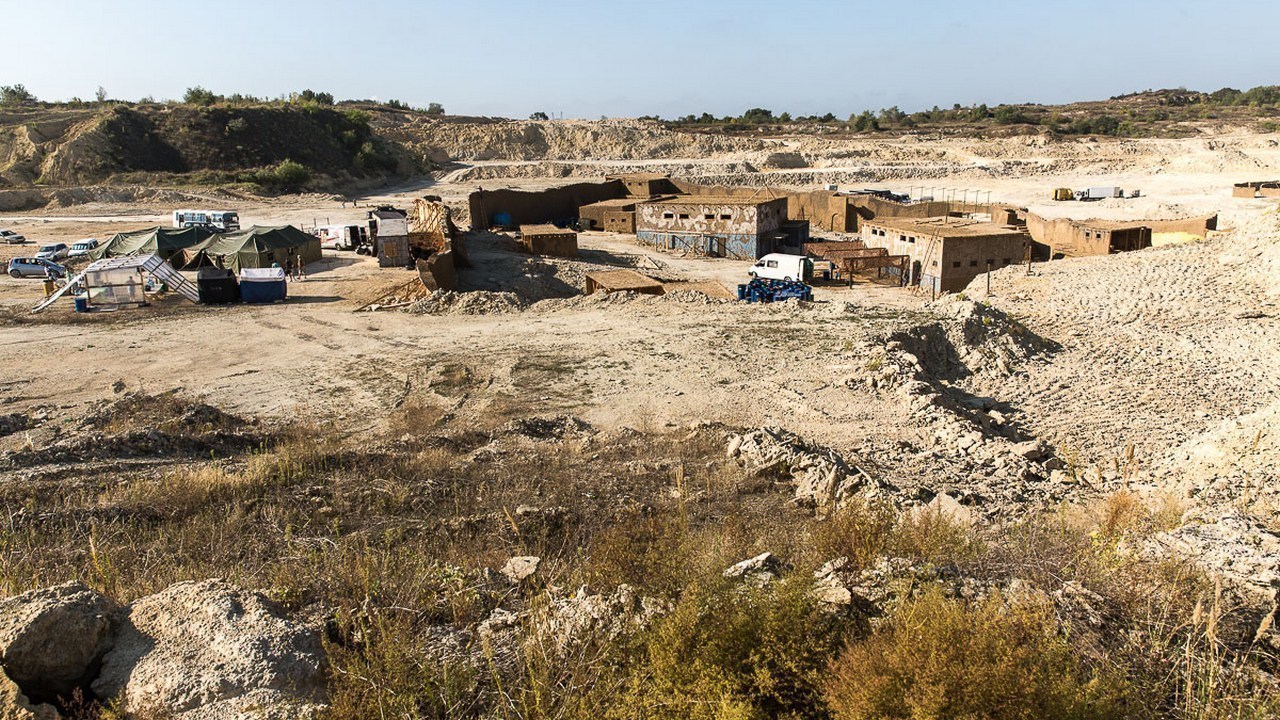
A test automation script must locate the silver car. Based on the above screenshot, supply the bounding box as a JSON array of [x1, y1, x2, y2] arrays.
[[0, 230, 27, 244], [35, 243, 69, 260], [7, 258, 68, 279]]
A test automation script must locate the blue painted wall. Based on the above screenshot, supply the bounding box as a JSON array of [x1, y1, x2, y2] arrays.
[[636, 231, 777, 259]]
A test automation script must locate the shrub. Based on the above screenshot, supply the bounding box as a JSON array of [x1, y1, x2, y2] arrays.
[[605, 576, 846, 719], [242, 159, 311, 190], [824, 590, 1136, 720], [270, 159, 311, 188], [994, 105, 1032, 125], [183, 86, 219, 106]]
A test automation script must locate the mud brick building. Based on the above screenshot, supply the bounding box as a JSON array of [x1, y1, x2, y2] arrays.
[[635, 196, 788, 260], [862, 217, 1029, 292]]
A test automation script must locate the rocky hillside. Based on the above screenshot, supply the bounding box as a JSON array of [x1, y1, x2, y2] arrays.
[[0, 104, 763, 192], [0, 104, 414, 189], [370, 112, 764, 164]]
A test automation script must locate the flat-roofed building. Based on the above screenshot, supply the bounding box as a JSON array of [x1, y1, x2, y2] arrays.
[[862, 217, 1029, 292], [635, 196, 788, 259]]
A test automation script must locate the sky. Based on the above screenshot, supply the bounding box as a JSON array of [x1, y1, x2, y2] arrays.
[[6, 0, 1279, 119]]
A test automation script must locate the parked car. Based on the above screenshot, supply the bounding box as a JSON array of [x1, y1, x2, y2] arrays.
[[0, 230, 27, 244], [7, 258, 67, 279], [67, 239, 99, 258], [35, 243, 70, 260]]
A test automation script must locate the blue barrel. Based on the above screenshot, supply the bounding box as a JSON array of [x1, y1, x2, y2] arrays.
[[73, 296, 88, 313]]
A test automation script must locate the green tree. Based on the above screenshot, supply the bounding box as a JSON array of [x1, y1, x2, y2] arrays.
[[425, 102, 445, 116], [878, 106, 905, 125], [529, 111, 550, 120], [0, 84, 37, 106], [95, 86, 108, 103], [296, 89, 334, 105], [741, 107, 774, 123], [853, 111, 879, 132], [183, 86, 218, 106]]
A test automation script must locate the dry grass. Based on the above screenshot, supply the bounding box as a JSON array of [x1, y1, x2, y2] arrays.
[[3, 395, 1279, 718], [824, 589, 1137, 720]]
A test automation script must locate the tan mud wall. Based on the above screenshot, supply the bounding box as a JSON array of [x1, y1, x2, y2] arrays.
[[468, 180, 625, 230]]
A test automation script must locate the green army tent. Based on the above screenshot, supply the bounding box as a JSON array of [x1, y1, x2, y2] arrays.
[[89, 226, 215, 262], [180, 225, 322, 273]]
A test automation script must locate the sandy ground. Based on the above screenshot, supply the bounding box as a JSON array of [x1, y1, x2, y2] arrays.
[[3, 132, 1280, 511]]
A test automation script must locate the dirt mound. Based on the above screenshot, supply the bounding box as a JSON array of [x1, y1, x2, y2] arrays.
[[409, 289, 527, 315], [890, 297, 1059, 382], [2, 392, 268, 469]]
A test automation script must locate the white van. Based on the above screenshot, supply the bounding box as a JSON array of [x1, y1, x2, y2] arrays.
[[748, 253, 809, 282]]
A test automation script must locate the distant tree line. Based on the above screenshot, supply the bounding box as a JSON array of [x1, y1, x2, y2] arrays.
[[662, 85, 1280, 137], [0, 84, 449, 116]]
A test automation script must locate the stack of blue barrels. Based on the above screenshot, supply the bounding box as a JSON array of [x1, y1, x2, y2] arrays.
[[736, 278, 814, 303]]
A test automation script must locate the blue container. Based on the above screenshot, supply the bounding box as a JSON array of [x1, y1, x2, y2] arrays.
[[493, 212, 513, 228], [73, 296, 88, 313], [240, 279, 287, 303]]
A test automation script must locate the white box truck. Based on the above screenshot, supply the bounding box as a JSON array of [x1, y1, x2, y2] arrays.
[[1075, 187, 1123, 201], [748, 253, 809, 281]]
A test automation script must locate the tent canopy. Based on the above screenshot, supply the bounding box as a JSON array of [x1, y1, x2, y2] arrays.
[[90, 226, 215, 262], [181, 225, 321, 272]]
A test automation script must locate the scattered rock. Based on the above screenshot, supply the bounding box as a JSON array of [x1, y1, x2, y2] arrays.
[[724, 552, 780, 585], [1150, 512, 1280, 602], [923, 491, 975, 525], [727, 427, 880, 508], [501, 556, 542, 584]]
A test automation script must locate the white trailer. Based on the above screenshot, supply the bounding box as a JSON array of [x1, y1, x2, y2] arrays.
[[1075, 187, 1123, 201]]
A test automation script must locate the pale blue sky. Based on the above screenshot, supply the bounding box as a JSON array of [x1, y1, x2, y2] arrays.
[[6, 0, 1278, 118]]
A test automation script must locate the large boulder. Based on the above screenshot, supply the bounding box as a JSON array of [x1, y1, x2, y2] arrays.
[[91, 579, 326, 719], [0, 581, 118, 704]]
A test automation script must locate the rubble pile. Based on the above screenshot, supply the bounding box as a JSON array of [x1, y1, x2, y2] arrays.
[[726, 427, 883, 509]]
